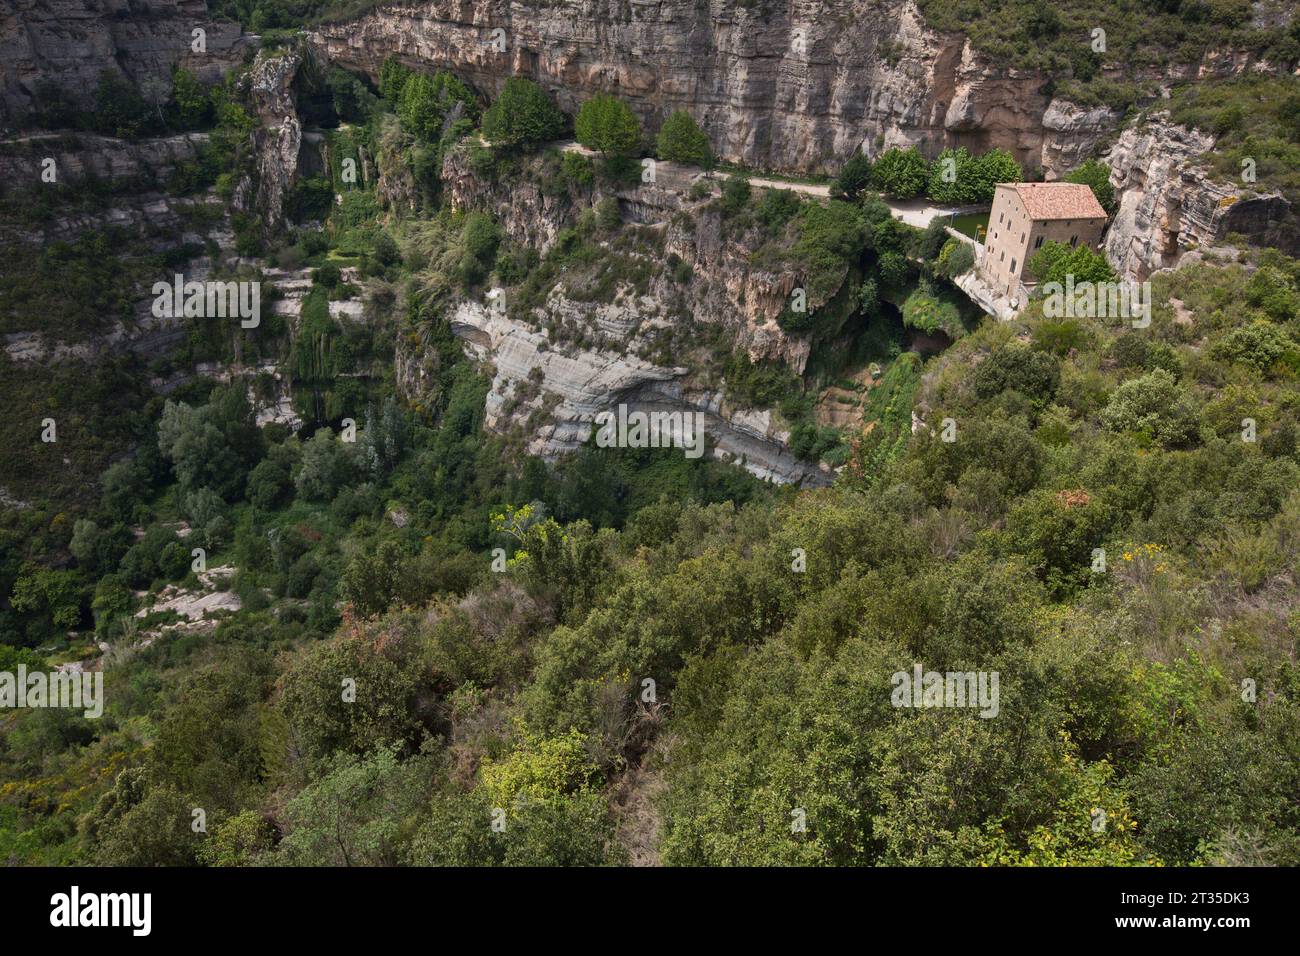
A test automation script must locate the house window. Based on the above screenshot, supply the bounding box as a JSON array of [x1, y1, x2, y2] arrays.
[[1020, 232, 1025, 244], [1000, 250, 1005, 262], [1010, 258, 1016, 273], [1069, 235, 1079, 247], [998, 212, 1004, 224], [1034, 235, 1043, 249]]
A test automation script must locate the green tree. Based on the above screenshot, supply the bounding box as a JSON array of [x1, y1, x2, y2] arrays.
[[91, 574, 131, 634], [831, 152, 875, 201], [656, 109, 712, 166], [276, 628, 426, 765], [1065, 158, 1116, 214], [972, 343, 1061, 404], [1101, 368, 1196, 446], [379, 56, 414, 104], [246, 457, 292, 510], [871, 147, 929, 199], [481, 77, 566, 151], [10, 564, 80, 631], [857, 277, 880, 316], [916, 216, 951, 260], [84, 770, 199, 866], [171, 68, 211, 128], [1211, 319, 1297, 375], [927, 146, 978, 204], [339, 538, 408, 617], [157, 386, 263, 500], [92, 71, 152, 137], [574, 94, 641, 157], [295, 427, 354, 503], [398, 71, 477, 141], [719, 175, 751, 215], [278, 747, 428, 866], [974, 148, 1022, 200], [101, 458, 152, 521], [69, 519, 104, 571]]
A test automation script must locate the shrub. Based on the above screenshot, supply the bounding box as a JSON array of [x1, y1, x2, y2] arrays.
[[940, 242, 975, 278], [1029, 241, 1115, 286], [1210, 320, 1297, 375], [171, 68, 211, 128], [901, 284, 964, 338], [1032, 319, 1093, 357], [312, 264, 342, 289], [1101, 368, 1196, 446], [560, 150, 595, 186], [973, 344, 1061, 403], [757, 188, 802, 232], [719, 175, 752, 216]]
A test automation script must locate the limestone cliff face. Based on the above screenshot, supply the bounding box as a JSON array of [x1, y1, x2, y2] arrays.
[[313, 0, 1117, 178], [1103, 113, 1297, 280], [0, 0, 249, 127], [0, 130, 206, 193]]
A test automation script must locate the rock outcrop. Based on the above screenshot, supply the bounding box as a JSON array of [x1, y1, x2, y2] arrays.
[[1038, 100, 1123, 178], [434, 299, 829, 485], [441, 144, 816, 372], [1104, 113, 1297, 280], [233, 48, 308, 234]]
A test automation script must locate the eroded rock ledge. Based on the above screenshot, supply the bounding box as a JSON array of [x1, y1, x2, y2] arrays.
[[1104, 113, 1297, 280], [436, 299, 831, 486]]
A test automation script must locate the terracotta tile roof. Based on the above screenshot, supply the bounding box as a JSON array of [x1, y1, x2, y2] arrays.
[[1000, 182, 1107, 221]]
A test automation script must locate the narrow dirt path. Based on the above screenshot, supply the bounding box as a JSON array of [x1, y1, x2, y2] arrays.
[[552, 140, 976, 226]]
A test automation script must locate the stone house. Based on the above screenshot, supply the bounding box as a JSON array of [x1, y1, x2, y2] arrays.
[[980, 183, 1108, 301]]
